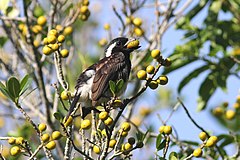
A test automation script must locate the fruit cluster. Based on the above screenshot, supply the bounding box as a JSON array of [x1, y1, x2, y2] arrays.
[[137, 49, 171, 89], [38, 123, 63, 150], [192, 132, 218, 157], [42, 28, 70, 57], [212, 95, 240, 120], [125, 16, 144, 37], [79, 0, 91, 21]]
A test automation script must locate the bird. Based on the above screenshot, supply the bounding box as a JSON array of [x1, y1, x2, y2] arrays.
[[67, 37, 140, 118]]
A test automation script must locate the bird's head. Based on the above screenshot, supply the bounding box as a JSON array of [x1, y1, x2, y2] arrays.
[[105, 37, 141, 57]]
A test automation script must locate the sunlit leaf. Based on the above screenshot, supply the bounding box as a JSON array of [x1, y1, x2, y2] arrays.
[[109, 80, 116, 95], [7, 77, 21, 103]]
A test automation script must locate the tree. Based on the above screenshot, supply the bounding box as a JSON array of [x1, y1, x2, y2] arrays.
[[0, 0, 239, 159]]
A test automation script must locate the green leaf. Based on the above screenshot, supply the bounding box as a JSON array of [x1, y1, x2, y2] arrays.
[[218, 134, 234, 148], [136, 130, 149, 142], [178, 65, 209, 93], [158, 139, 166, 151], [53, 112, 63, 121], [0, 37, 8, 47], [0, 81, 12, 100], [169, 152, 178, 160], [109, 80, 116, 95], [116, 79, 124, 93], [19, 74, 31, 96], [156, 134, 162, 151], [7, 77, 21, 103], [197, 72, 217, 111]]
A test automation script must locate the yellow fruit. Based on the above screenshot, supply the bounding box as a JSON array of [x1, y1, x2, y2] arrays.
[[8, 137, 16, 145], [157, 75, 168, 85], [99, 111, 108, 120], [18, 23, 25, 31], [32, 25, 42, 33], [38, 123, 47, 132], [124, 143, 132, 150], [51, 43, 59, 51], [149, 81, 158, 90], [93, 145, 101, 154], [112, 99, 123, 107], [193, 148, 202, 157], [63, 26, 73, 35], [80, 6, 89, 14], [205, 136, 218, 147], [151, 49, 161, 59], [79, 14, 88, 21], [42, 46, 52, 55], [212, 107, 224, 116], [128, 137, 135, 145], [64, 116, 73, 127], [225, 110, 236, 120], [133, 17, 142, 26], [163, 126, 172, 134], [104, 23, 110, 30], [104, 117, 113, 126], [159, 126, 165, 134], [146, 65, 155, 74], [164, 58, 172, 67], [121, 122, 131, 131], [56, 25, 63, 31], [134, 27, 144, 36], [233, 103, 240, 109], [47, 35, 57, 44], [139, 107, 151, 116], [209, 136, 218, 143], [51, 131, 62, 140], [98, 38, 108, 46], [82, 0, 89, 6], [10, 146, 20, 156], [81, 119, 91, 129], [43, 37, 48, 45], [137, 70, 147, 80], [41, 133, 50, 142], [61, 90, 71, 100], [125, 17, 131, 24], [48, 29, 58, 36], [127, 40, 140, 49], [119, 129, 128, 137], [101, 129, 107, 137], [37, 16, 47, 26], [60, 49, 69, 58], [33, 40, 40, 47], [57, 35, 65, 43], [199, 132, 207, 141], [109, 139, 117, 148], [46, 141, 56, 150], [15, 137, 24, 145]]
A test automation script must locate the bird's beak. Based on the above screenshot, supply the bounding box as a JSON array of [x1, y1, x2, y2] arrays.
[[125, 38, 141, 50]]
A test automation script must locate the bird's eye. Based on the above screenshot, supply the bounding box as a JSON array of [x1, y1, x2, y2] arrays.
[[116, 41, 121, 46]]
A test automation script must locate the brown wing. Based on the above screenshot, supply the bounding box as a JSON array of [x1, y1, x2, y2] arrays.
[[91, 53, 126, 102]]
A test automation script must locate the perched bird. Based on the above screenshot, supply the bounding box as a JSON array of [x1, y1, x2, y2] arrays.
[[67, 37, 140, 118]]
